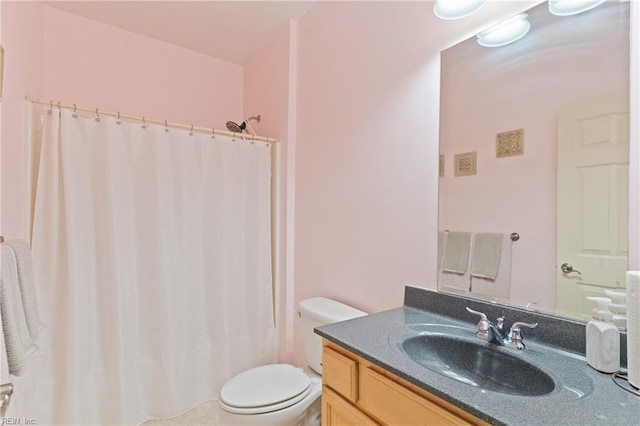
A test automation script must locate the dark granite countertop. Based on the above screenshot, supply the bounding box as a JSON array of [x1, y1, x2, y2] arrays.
[[315, 287, 640, 426]]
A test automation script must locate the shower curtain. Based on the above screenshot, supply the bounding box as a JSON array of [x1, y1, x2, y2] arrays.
[[25, 103, 276, 425]]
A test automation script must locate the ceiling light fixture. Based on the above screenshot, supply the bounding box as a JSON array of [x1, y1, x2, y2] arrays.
[[548, 0, 607, 16], [477, 13, 531, 48], [433, 0, 487, 20]]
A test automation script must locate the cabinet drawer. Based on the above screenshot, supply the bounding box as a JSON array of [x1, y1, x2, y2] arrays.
[[322, 386, 379, 426], [322, 346, 359, 403], [359, 366, 472, 426]]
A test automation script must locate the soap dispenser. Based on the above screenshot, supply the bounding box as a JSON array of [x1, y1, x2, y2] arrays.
[[604, 290, 627, 329], [586, 297, 620, 373]]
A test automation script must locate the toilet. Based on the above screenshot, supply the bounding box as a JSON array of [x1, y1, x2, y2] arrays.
[[217, 297, 367, 425]]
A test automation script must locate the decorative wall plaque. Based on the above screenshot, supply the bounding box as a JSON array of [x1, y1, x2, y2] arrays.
[[454, 151, 477, 176], [496, 129, 524, 158]]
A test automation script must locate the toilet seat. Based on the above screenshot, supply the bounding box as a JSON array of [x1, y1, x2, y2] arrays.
[[219, 364, 312, 415]]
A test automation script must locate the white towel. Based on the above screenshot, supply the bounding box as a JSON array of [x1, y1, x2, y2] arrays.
[[471, 233, 503, 280], [4, 240, 41, 342], [471, 234, 512, 300], [438, 232, 471, 292], [1, 245, 37, 376]]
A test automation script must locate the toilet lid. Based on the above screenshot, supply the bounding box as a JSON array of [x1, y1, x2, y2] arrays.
[[220, 364, 312, 413]]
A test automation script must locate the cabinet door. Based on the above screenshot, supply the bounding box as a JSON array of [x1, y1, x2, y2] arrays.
[[322, 386, 378, 426], [358, 366, 472, 426], [323, 346, 359, 403]]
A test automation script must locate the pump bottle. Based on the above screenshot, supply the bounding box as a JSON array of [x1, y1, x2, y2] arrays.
[[586, 297, 620, 373]]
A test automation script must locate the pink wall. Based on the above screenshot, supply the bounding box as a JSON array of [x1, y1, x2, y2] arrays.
[[290, 0, 540, 366], [438, 2, 629, 312], [243, 23, 297, 363], [41, 6, 243, 129], [0, 1, 44, 239]]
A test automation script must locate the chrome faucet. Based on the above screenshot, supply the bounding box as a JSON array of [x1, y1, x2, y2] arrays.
[[466, 307, 538, 350]]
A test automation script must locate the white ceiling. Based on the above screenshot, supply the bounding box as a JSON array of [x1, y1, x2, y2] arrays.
[[45, 1, 317, 65]]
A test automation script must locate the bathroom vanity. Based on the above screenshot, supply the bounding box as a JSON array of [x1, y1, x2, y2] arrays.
[[315, 286, 640, 425]]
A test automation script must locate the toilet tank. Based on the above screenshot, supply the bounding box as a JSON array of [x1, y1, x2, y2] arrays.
[[299, 297, 367, 374]]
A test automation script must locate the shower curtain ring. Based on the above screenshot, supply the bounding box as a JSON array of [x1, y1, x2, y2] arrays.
[[72, 104, 78, 118], [73, 104, 77, 113], [190, 124, 194, 135], [212, 128, 216, 139], [116, 112, 121, 125], [165, 120, 169, 132], [95, 108, 100, 122], [142, 117, 147, 129]]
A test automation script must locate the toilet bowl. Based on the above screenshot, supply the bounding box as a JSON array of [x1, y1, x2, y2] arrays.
[[217, 297, 366, 425]]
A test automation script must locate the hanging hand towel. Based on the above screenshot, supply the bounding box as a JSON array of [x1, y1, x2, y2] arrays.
[[471, 233, 503, 280], [0, 245, 37, 376], [471, 233, 512, 300], [441, 232, 471, 274], [439, 231, 472, 292], [4, 240, 41, 342]]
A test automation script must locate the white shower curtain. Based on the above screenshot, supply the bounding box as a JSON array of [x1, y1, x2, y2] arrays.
[[26, 103, 276, 425]]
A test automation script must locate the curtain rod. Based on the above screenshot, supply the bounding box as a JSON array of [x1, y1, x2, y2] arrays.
[[25, 97, 279, 144]]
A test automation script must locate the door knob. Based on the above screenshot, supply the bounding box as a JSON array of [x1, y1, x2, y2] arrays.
[[560, 263, 581, 274]]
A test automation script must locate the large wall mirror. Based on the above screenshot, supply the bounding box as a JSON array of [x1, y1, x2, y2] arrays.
[[438, 0, 630, 323]]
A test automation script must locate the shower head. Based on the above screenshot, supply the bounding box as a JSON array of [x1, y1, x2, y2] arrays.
[[226, 121, 244, 133], [226, 115, 261, 135]]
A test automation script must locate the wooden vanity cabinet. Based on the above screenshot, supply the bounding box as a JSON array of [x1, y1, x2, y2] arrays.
[[321, 340, 487, 426]]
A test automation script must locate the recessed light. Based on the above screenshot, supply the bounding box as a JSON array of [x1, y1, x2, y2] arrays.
[[433, 0, 487, 20], [548, 0, 607, 16], [477, 13, 531, 48]]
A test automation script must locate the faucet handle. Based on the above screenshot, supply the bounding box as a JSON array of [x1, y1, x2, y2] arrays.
[[466, 307, 491, 338], [507, 322, 538, 350], [466, 307, 487, 321], [510, 321, 538, 331]]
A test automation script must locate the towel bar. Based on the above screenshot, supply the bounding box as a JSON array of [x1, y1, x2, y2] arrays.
[[0, 383, 13, 416], [443, 231, 520, 242]]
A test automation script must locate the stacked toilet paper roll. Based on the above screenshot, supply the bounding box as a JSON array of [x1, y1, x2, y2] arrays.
[[628, 271, 640, 389]]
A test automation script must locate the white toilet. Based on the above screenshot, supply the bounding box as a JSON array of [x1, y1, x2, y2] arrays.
[[217, 297, 367, 425]]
